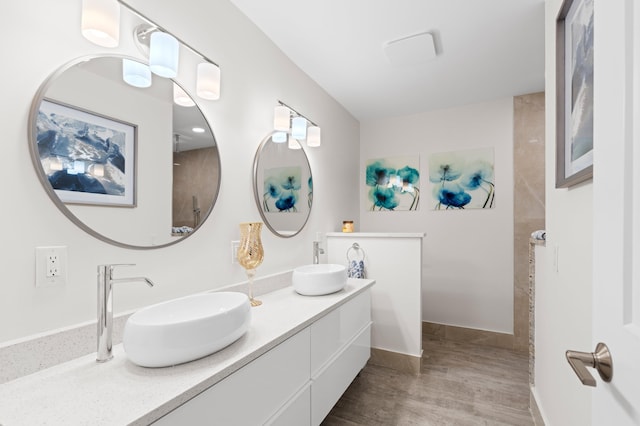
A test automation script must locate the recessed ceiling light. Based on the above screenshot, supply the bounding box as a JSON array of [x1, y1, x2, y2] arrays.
[[192, 127, 205, 133]]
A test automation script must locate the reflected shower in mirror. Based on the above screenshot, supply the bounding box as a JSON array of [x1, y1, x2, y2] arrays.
[[30, 55, 220, 248], [253, 132, 313, 238]]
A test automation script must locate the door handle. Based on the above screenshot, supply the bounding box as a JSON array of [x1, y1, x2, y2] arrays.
[[565, 342, 613, 387]]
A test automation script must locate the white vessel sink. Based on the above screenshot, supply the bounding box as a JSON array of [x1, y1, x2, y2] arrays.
[[123, 292, 251, 367], [292, 264, 347, 296]]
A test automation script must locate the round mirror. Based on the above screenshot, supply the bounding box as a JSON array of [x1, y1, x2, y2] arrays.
[[252, 132, 313, 237], [28, 55, 221, 249]]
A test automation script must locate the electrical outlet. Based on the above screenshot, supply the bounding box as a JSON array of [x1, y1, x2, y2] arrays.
[[36, 246, 67, 287], [46, 253, 59, 277], [231, 240, 240, 264]]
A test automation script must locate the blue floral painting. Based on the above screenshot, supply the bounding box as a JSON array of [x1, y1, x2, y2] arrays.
[[365, 156, 420, 211], [263, 167, 302, 212], [428, 147, 495, 210]]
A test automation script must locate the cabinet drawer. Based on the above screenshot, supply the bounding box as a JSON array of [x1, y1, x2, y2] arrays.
[[311, 323, 371, 426], [154, 328, 311, 426], [265, 383, 311, 426], [310, 290, 371, 375]]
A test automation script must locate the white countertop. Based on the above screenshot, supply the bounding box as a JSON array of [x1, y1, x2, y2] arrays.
[[0, 279, 374, 426]]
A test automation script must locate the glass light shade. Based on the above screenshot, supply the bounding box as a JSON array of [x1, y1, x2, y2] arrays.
[[173, 83, 195, 107], [196, 62, 220, 100], [307, 126, 321, 147], [272, 132, 287, 143], [149, 32, 179, 78], [288, 135, 302, 150], [122, 59, 152, 88], [81, 0, 120, 48], [291, 116, 307, 139], [274, 105, 290, 131]]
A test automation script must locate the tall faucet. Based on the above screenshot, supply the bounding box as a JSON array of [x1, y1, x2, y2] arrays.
[[97, 264, 154, 363], [313, 241, 324, 264]]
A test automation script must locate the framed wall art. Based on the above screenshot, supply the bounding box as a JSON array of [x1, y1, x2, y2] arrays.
[[428, 147, 495, 211], [365, 155, 420, 211], [556, 0, 594, 188], [36, 99, 137, 206]]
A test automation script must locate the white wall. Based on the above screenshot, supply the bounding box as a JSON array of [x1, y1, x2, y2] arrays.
[[532, 0, 593, 424], [360, 98, 514, 334], [0, 0, 359, 344]]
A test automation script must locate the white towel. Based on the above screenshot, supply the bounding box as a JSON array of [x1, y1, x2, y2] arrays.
[[531, 230, 546, 240], [348, 260, 365, 279]]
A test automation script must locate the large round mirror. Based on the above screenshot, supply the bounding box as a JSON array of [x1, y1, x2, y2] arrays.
[[253, 132, 313, 237], [28, 55, 221, 248]]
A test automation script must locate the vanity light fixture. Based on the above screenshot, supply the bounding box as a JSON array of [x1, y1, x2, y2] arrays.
[[173, 83, 195, 107], [122, 59, 152, 88], [81, 0, 121, 48], [273, 100, 322, 147], [84, 1, 223, 102], [149, 31, 179, 78], [196, 62, 221, 100]]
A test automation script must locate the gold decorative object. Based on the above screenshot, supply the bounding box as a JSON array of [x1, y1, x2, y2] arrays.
[[237, 222, 264, 307]]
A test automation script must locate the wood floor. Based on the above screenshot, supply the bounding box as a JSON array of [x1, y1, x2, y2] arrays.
[[322, 335, 534, 426]]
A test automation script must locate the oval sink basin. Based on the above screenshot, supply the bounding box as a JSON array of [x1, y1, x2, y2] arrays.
[[123, 292, 251, 367], [292, 264, 347, 296]]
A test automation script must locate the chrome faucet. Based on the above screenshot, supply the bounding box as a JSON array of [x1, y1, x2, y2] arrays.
[[313, 241, 324, 264], [97, 264, 154, 363]]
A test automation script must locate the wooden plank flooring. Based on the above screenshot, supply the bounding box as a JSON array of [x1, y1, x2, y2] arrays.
[[322, 335, 534, 426]]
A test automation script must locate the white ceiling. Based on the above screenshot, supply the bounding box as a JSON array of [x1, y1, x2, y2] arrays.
[[228, 0, 546, 120]]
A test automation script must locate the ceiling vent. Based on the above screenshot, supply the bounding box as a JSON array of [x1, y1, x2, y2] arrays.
[[383, 31, 438, 66]]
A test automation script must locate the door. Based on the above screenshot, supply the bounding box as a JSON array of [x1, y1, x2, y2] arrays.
[[591, 0, 640, 423]]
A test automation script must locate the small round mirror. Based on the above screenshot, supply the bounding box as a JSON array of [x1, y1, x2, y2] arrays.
[[252, 132, 313, 237]]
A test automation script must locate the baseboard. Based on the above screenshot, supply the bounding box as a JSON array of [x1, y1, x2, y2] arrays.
[[530, 386, 546, 425], [422, 321, 517, 351], [369, 347, 422, 375]]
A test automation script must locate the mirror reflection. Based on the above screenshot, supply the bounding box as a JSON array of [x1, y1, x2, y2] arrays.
[[253, 133, 313, 237], [29, 55, 220, 248]]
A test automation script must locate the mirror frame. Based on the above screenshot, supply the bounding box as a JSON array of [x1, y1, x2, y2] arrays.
[[28, 55, 221, 249], [252, 131, 313, 238]]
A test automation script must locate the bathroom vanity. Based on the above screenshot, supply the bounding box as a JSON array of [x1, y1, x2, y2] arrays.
[[0, 279, 373, 425]]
